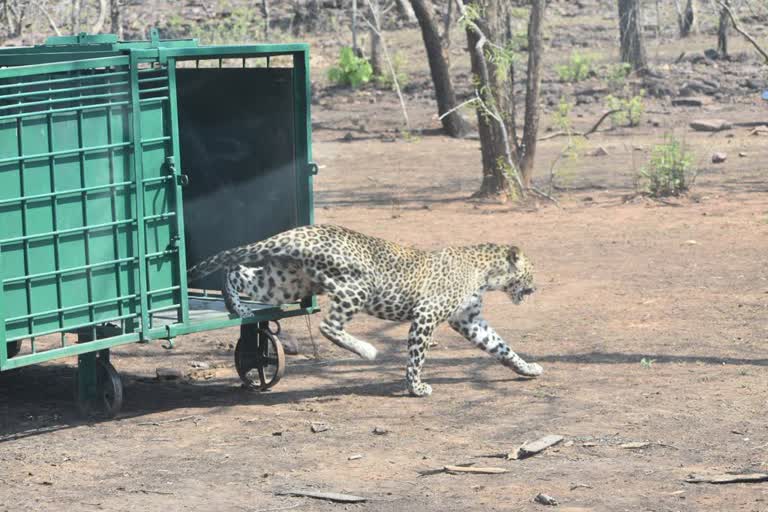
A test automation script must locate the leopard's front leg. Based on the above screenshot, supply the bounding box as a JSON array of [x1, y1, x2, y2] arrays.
[[449, 297, 543, 377], [405, 318, 437, 397]]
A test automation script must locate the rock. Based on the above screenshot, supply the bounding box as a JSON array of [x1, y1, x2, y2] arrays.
[[534, 493, 559, 506], [741, 78, 761, 90], [587, 146, 609, 157], [711, 152, 727, 164], [679, 79, 720, 96], [748, 126, 768, 136], [648, 118, 661, 127], [739, 152, 747, 157], [704, 48, 720, 60], [642, 77, 674, 98], [342, 132, 354, 142], [189, 361, 210, 369], [372, 426, 389, 435], [280, 333, 300, 355], [689, 119, 732, 132], [156, 367, 182, 381], [348, 454, 363, 460], [311, 422, 330, 433], [672, 97, 708, 107]]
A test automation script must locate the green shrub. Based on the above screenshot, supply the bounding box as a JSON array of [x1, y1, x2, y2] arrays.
[[375, 51, 409, 91], [606, 91, 644, 127], [552, 96, 574, 133], [605, 62, 632, 90], [640, 137, 695, 197], [556, 52, 593, 83], [328, 47, 373, 88]]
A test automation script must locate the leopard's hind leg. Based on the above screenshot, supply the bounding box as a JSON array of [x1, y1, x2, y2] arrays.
[[311, 272, 377, 361]]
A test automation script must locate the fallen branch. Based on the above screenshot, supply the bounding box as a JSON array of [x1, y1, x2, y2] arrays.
[[137, 415, 201, 426], [275, 490, 367, 503], [686, 473, 768, 484], [538, 109, 622, 141], [444, 465, 508, 474], [718, 1, 768, 63]]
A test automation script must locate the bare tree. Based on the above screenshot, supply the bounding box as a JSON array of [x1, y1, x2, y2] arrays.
[[460, 0, 547, 198], [674, 0, 697, 37], [618, 0, 647, 72], [718, 0, 768, 63], [3, 0, 29, 37], [410, 0, 469, 138], [110, 0, 123, 38], [717, 0, 730, 57]]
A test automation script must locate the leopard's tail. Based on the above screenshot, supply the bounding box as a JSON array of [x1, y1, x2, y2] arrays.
[[187, 240, 272, 284]]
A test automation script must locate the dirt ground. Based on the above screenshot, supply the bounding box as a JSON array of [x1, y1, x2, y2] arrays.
[[3, 3, 768, 511]]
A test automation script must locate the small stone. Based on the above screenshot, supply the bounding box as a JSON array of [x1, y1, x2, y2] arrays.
[[189, 361, 210, 369], [739, 152, 747, 157], [534, 493, 559, 506], [155, 367, 182, 381], [342, 132, 354, 142], [348, 454, 363, 460], [683, 240, 698, 245], [372, 426, 389, 435], [711, 152, 727, 163], [311, 422, 330, 433], [587, 146, 609, 157]]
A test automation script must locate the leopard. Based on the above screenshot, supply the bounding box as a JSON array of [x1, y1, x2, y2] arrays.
[[186, 224, 541, 397]]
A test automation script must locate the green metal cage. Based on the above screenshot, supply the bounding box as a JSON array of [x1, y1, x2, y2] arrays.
[[0, 31, 317, 414]]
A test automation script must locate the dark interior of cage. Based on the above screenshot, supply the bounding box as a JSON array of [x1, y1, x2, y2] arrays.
[[177, 67, 298, 295]]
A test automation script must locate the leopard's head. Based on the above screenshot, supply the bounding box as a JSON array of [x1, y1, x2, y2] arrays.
[[486, 246, 535, 304]]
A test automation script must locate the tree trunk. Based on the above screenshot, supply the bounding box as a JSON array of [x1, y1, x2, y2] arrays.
[[519, 0, 545, 188], [676, 0, 696, 37], [410, 0, 470, 138], [110, 0, 123, 38], [72, 0, 81, 33], [394, 0, 416, 24], [261, 0, 270, 40], [618, 0, 647, 72], [465, 0, 506, 196], [369, 0, 383, 75], [717, 0, 729, 57], [92, 0, 107, 33]]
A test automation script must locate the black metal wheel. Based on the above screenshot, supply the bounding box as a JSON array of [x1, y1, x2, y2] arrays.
[[235, 324, 286, 391], [96, 359, 124, 418], [74, 358, 124, 418]]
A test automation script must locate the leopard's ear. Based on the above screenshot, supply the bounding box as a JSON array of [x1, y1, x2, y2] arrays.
[[508, 246, 520, 264]]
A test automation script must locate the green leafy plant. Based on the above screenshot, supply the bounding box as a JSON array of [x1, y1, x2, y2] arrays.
[[375, 51, 409, 90], [640, 357, 656, 369], [328, 47, 373, 88], [556, 52, 593, 83], [605, 62, 632, 90], [639, 136, 695, 197], [553, 96, 574, 133], [606, 91, 644, 127]]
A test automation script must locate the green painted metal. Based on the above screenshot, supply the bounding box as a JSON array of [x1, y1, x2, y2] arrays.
[[0, 33, 316, 373]]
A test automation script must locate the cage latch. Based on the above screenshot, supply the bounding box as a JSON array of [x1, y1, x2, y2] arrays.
[[308, 162, 319, 176], [165, 156, 188, 186]]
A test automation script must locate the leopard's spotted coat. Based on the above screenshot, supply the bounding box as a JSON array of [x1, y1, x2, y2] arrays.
[[187, 224, 540, 396]]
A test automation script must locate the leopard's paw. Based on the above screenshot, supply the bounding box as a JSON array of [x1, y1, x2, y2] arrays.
[[408, 382, 433, 397]]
